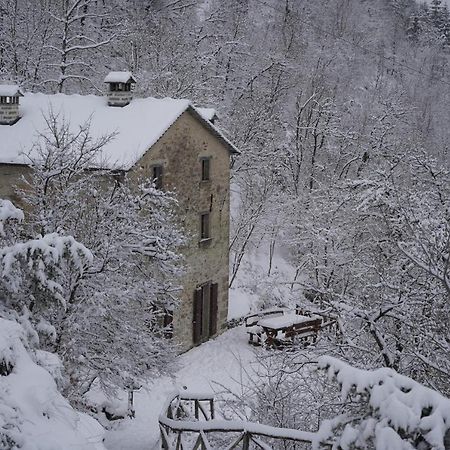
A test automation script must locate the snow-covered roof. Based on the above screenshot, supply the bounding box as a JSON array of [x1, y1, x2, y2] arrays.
[[0, 93, 238, 169], [197, 107, 216, 122], [0, 84, 23, 97], [104, 71, 136, 84]]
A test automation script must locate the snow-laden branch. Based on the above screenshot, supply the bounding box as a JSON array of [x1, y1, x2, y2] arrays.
[[318, 356, 450, 450]]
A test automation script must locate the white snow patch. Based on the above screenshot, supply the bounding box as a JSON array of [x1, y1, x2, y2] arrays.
[[0, 199, 24, 236], [0, 318, 106, 449], [104, 72, 135, 84], [104, 327, 255, 450], [0, 85, 23, 97]]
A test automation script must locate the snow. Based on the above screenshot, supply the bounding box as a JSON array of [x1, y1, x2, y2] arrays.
[[159, 414, 316, 441], [104, 327, 255, 450], [197, 107, 216, 122], [0, 84, 23, 97], [0, 93, 238, 169], [0, 318, 106, 449], [318, 356, 450, 450], [258, 313, 319, 329], [0, 199, 24, 235], [104, 71, 136, 84], [0, 232, 93, 306], [101, 326, 450, 450]]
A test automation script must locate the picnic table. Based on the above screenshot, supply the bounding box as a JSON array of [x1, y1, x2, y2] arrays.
[[245, 309, 323, 348], [259, 313, 322, 347]]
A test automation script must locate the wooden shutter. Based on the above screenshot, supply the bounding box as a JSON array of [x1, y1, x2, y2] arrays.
[[193, 288, 203, 344], [201, 213, 210, 239], [209, 283, 218, 337]]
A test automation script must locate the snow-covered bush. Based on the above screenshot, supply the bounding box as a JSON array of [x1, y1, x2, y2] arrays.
[[0, 317, 105, 450], [317, 356, 450, 450], [222, 351, 450, 450], [0, 200, 23, 239]]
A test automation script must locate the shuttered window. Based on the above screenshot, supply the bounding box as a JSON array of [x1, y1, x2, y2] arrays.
[[193, 282, 219, 345], [201, 158, 210, 181], [209, 283, 218, 337]]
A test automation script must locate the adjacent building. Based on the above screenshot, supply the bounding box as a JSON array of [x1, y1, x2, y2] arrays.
[[0, 73, 238, 351]]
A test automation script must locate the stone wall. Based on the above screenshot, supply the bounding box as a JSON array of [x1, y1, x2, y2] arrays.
[[0, 103, 20, 125], [132, 110, 231, 352], [0, 164, 30, 207], [106, 92, 133, 107]]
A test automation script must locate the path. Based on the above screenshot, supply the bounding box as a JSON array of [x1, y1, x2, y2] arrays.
[[104, 326, 255, 450]]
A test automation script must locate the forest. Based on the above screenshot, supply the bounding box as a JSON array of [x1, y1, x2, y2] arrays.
[[0, 0, 449, 449]]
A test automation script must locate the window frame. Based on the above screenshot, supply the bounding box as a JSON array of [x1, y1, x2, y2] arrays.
[[200, 157, 211, 182], [200, 212, 210, 241]]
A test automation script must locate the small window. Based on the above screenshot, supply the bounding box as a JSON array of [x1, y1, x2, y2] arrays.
[[162, 309, 173, 339], [201, 157, 210, 181], [200, 212, 210, 240], [151, 165, 163, 189]]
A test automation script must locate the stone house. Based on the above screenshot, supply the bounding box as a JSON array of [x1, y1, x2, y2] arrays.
[[0, 73, 238, 352]]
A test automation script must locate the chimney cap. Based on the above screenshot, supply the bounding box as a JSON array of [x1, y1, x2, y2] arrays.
[[0, 84, 23, 97], [104, 71, 136, 84]]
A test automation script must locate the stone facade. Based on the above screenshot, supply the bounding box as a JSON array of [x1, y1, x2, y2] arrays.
[[106, 91, 133, 107], [0, 108, 231, 353], [0, 163, 30, 206], [0, 102, 20, 125], [132, 110, 230, 352]]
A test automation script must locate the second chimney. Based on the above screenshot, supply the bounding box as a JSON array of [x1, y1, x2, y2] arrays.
[[104, 71, 136, 107], [0, 84, 23, 125]]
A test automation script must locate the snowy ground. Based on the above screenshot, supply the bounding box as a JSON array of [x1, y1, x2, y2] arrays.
[[104, 326, 256, 450]]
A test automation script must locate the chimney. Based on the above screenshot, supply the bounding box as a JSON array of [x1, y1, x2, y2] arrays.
[[0, 84, 23, 125], [104, 71, 136, 107]]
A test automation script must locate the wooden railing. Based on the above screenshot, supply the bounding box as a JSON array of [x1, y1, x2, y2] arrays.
[[159, 391, 325, 449]]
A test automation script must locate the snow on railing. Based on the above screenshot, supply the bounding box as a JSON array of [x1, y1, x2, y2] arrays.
[[159, 389, 325, 450]]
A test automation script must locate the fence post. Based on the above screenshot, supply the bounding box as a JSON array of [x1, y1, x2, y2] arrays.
[[242, 432, 250, 450], [195, 400, 199, 419], [176, 431, 182, 450]]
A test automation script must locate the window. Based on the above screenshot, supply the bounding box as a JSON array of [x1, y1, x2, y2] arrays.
[[162, 309, 173, 339], [201, 157, 210, 181], [151, 165, 163, 189], [200, 212, 210, 240]]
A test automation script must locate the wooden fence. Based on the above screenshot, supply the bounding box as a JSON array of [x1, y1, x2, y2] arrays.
[[159, 391, 325, 450]]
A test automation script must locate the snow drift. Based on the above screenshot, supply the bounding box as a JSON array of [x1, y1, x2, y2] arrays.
[[0, 318, 105, 450]]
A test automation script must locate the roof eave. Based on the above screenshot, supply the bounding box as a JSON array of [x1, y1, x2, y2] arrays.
[[187, 106, 240, 155]]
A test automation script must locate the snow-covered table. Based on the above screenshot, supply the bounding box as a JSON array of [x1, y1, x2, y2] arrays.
[[257, 313, 322, 348]]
